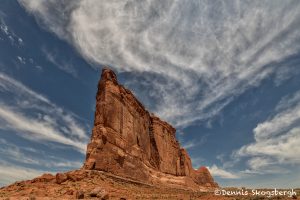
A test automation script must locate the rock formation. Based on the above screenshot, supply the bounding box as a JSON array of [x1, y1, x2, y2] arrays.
[[0, 67, 219, 199], [84, 68, 218, 189]]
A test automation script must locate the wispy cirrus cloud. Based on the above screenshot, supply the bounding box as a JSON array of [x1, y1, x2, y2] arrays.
[[182, 141, 197, 150], [0, 106, 86, 152], [181, 134, 208, 150], [0, 161, 47, 186], [18, 0, 300, 128], [42, 48, 78, 77], [0, 138, 81, 186], [0, 139, 82, 170], [0, 72, 88, 153]]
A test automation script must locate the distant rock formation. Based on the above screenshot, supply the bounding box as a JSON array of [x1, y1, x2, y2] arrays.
[[84, 68, 218, 189]]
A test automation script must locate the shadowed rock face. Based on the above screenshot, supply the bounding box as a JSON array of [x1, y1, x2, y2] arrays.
[[84, 68, 218, 189]]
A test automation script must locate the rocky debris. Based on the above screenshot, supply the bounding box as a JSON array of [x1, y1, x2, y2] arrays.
[[75, 190, 84, 199], [89, 186, 104, 197], [101, 192, 109, 200], [84, 68, 218, 189], [55, 173, 68, 184], [31, 173, 55, 183], [65, 189, 74, 195], [1, 169, 296, 199], [29, 195, 36, 200], [66, 170, 85, 182], [55, 170, 86, 184]]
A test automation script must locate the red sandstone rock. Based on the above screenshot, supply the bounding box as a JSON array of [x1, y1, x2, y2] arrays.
[[55, 173, 68, 184], [75, 190, 84, 199], [193, 166, 218, 187], [32, 173, 55, 183], [89, 186, 106, 197], [65, 189, 74, 195], [84, 68, 218, 189], [66, 171, 85, 182]]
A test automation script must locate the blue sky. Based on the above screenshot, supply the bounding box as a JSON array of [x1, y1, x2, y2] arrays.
[[0, 0, 300, 188]]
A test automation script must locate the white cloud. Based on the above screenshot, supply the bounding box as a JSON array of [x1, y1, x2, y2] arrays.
[[181, 134, 208, 150], [18, 0, 300, 127], [0, 139, 82, 169], [0, 18, 23, 46], [0, 140, 40, 165], [17, 56, 26, 64], [182, 141, 197, 150], [247, 157, 273, 170], [0, 72, 88, 153], [0, 19, 9, 35], [42, 48, 78, 77], [0, 72, 51, 104], [234, 90, 300, 172], [0, 162, 46, 186], [274, 65, 300, 86], [208, 164, 239, 179], [0, 105, 86, 153]]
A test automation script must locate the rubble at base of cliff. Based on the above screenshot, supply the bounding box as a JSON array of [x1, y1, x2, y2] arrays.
[[0, 169, 215, 200]]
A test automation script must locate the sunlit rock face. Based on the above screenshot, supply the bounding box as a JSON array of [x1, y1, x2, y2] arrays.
[[84, 68, 218, 189]]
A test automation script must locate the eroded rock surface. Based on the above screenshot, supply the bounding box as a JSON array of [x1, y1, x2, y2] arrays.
[[84, 68, 218, 189]]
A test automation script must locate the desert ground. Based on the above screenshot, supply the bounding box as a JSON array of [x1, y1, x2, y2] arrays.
[[0, 169, 299, 200]]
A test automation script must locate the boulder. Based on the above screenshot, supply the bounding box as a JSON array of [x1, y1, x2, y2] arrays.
[[65, 189, 74, 195], [75, 190, 84, 199], [55, 173, 68, 184], [89, 186, 104, 197], [32, 173, 55, 183]]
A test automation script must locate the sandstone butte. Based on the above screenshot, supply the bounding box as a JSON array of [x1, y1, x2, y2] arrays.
[[84, 68, 218, 189], [0, 68, 220, 200]]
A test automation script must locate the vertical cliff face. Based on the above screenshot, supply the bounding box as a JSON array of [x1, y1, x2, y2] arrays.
[[84, 68, 218, 189]]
